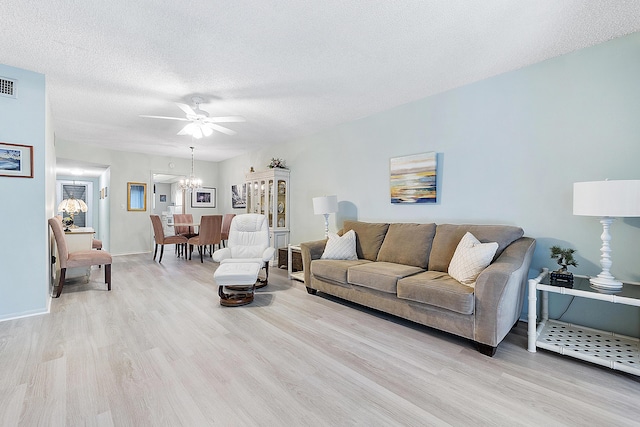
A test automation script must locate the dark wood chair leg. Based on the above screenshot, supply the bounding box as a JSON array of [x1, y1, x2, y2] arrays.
[[55, 268, 66, 298], [105, 264, 112, 291], [153, 243, 158, 260], [200, 245, 204, 263], [159, 245, 165, 263]]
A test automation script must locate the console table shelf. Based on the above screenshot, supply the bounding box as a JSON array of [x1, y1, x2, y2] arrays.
[[528, 268, 640, 376]]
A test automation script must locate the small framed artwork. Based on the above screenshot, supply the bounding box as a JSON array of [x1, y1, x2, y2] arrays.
[[159, 194, 167, 202], [0, 142, 34, 178], [390, 151, 437, 204], [231, 183, 247, 209], [192, 187, 216, 208]]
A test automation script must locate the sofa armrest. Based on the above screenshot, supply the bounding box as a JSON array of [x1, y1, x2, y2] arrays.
[[473, 237, 536, 347], [300, 239, 327, 285]]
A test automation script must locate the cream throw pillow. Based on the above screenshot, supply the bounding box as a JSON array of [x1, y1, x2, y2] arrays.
[[321, 230, 358, 260], [448, 232, 498, 286]]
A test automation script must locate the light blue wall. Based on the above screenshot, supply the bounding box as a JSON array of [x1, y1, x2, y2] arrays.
[[217, 33, 640, 336], [0, 64, 52, 320]]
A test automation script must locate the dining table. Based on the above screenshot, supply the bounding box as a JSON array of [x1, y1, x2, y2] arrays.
[[173, 222, 200, 232]]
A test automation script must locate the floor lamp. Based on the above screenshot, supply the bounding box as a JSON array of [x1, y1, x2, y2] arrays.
[[573, 180, 640, 291], [313, 195, 338, 238]]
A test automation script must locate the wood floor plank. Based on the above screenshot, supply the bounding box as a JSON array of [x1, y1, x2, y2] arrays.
[[1, 252, 639, 426]]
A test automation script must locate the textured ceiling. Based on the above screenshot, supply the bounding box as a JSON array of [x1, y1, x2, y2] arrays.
[[2, 1, 640, 164]]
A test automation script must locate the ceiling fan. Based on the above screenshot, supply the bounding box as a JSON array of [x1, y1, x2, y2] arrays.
[[140, 96, 245, 138]]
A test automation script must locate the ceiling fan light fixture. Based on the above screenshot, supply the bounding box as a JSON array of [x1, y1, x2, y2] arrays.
[[202, 124, 214, 137], [192, 125, 203, 139]]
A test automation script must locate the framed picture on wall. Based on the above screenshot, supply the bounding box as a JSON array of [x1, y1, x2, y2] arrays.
[[0, 142, 34, 178], [390, 151, 437, 204], [231, 183, 246, 209], [192, 187, 216, 208], [159, 194, 166, 202]]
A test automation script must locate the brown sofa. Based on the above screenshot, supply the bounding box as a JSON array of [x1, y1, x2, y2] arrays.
[[300, 221, 536, 356]]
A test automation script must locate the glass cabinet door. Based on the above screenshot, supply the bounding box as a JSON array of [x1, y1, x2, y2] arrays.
[[268, 179, 274, 227], [252, 181, 259, 213], [259, 180, 266, 215], [277, 179, 286, 228]]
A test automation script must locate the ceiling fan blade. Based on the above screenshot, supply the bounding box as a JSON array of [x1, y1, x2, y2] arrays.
[[176, 102, 196, 116], [204, 123, 237, 136], [140, 115, 189, 121], [177, 123, 195, 135], [204, 116, 246, 123]]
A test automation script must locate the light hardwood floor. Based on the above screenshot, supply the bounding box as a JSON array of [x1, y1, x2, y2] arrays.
[[1, 251, 639, 426]]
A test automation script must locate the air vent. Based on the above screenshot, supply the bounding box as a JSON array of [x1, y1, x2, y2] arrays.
[[0, 77, 17, 98]]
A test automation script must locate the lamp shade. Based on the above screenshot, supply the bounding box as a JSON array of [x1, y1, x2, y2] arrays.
[[313, 195, 338, 215], [58, 197, 88, 214], [573, 180, 640, 217]]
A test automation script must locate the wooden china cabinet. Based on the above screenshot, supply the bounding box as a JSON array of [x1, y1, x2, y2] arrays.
[[245, 169, 290, 259]]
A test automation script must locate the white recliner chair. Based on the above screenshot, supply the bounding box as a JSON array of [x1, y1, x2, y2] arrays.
[[212, 214, 275, 306]]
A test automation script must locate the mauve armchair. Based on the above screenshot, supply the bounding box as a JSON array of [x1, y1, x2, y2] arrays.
[[48, 217, 112, 298]]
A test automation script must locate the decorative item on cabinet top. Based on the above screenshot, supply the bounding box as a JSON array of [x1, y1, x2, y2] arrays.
[[268, 158, 287, 169]]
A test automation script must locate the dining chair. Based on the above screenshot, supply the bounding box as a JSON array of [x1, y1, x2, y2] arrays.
[[213, 213, 275, 287], [174, 213, 197, 256], [150, 215, 188, 262], [188, 215, 223, 262], [220, 213, 236, 248], [48, 217, 112, 298]]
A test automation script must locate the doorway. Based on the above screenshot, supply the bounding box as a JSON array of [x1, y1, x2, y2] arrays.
[[152, 173, 186, 234]]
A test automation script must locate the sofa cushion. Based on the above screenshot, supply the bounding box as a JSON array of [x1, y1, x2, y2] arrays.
[[321, 230, 358, 260], [343, 220, 390, 261], [397, 271, 475, 315], [376, 223, 436, 269], [348, 262, 424, 294], [448, 232, 498, 286], [311, 259, 371, 285], [428, 224, 524, 272]]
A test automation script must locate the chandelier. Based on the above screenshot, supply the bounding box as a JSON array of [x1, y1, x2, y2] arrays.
[[179, 146, 202, 191]]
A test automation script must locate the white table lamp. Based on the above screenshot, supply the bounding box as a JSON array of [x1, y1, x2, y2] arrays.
[[573, 180, 640, 290], [313, 195, 338, 237]]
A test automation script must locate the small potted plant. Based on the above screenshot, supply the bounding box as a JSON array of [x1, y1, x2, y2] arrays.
[[549, 245, 578, 287]]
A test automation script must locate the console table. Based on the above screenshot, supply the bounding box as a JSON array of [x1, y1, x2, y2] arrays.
[[528, 268, 640, 376]]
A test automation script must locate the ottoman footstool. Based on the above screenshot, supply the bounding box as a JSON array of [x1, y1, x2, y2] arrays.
[[214, 262, 262, 307]]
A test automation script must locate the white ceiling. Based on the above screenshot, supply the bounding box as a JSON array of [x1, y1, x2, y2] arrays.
[[2, 1, 640, 164]]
